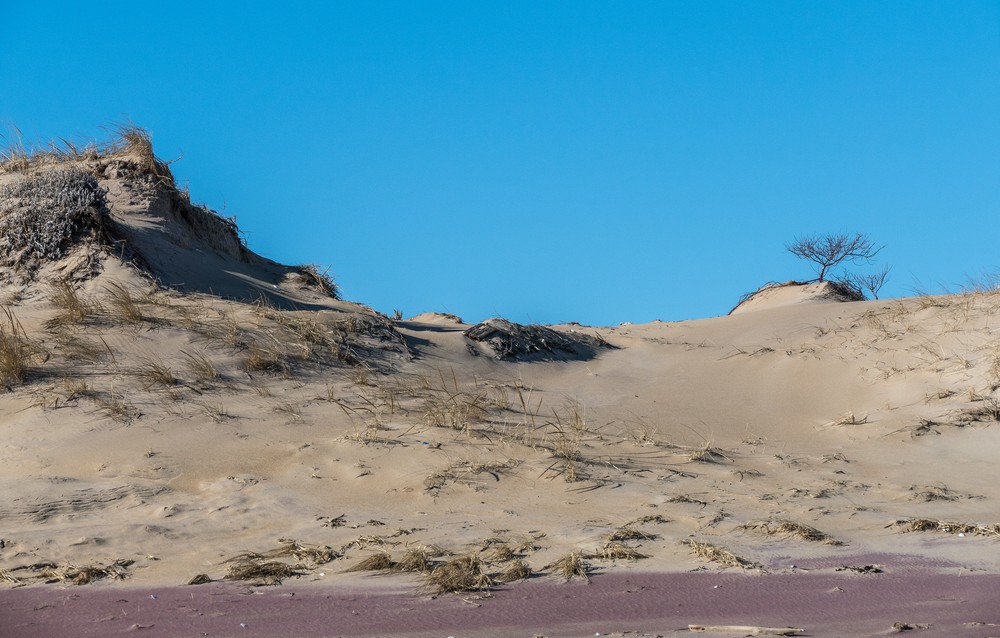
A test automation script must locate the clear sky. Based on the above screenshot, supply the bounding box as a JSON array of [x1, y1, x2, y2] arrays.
[[3, 2, 1000, 325]]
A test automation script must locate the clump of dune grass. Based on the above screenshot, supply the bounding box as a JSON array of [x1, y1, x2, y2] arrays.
[[135, 356, 176, 387], [296, 264, 340, 299], [425, 555, 493, 594], [344, 551, 396, 573], [181, 349, 220, 382], [908, 485, 961, 502], [395, 547, 433, 573], [111, 124, 173, 180], [224, 559, 299, 585], [598, 541, 648, 561], [13, 559, 135, 585], [893, 518, 1000, 536], [627, 514, 670, 526], [480, 544, 515, 563], [187, 573, 212, 585], [220, 541, 334, 585], [959, 398, 1000, 424], [690, 445, 731, 464], [266, 540, 338, 565], [0, 124, 171, 179], [496, 559, 533, 582], [1, 568, 23, 585], [834, 411, 869, 425], [48, 280, 100, 326], [545, 552, 590, 582], [609, 524, 655, 542], [104, 282, 144, 323], [668, 494, 708, 506], [740, 519, 842, 544], [95, 387, 139, 422], [52, 334, 113, 364], [0, 308, 39, 387], [62, 561, 134, 585], [244, 345, 287, 375], [683, 539, 760, 569]]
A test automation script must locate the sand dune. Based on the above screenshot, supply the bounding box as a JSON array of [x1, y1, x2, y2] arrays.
[[2, 132, 1000, 635]]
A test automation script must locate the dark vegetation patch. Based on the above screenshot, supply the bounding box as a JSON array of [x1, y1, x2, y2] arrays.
[[464, 318, 615, 361]]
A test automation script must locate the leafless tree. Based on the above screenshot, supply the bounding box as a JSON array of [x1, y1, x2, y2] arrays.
[[787, 232, 882, 282], [843, 264, 891, 300]]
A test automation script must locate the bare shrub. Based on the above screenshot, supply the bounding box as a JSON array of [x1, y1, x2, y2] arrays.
[[0, 169, 109, 269], [787, 232, 882, 282], [843, 264, 891, 300]]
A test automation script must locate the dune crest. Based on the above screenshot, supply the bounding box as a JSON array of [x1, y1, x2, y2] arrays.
[[729, 279, 864, 315]]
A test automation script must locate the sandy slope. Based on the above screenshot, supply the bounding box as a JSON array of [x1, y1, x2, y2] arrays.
[[3, 145, 1000, 635]]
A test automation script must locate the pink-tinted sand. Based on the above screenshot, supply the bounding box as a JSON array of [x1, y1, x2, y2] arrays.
[[4, 562, 1000, 638]]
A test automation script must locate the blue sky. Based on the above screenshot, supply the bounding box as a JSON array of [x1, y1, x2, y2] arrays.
[[3, 2, 1000, 325]]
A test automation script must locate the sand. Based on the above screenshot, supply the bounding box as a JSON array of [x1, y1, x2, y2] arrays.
[[5, 564, 1000, 637], [3, 136, 1000, 636]]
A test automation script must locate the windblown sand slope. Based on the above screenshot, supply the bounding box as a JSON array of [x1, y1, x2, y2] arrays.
[[2, 136, 1000, 635]]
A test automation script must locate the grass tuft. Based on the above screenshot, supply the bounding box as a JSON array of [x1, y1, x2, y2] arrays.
[[344, 551, 396, 573], [894, 518, 1000, 536], [740, 519, 841, 544], [598, 541, 648, 561], [425, 555, 493, 594], [683, 539, 760, 569], [0, 308, 37, 387], [104, 282, 144, 323], [545, 552, 590, 581], [296, 264, 340, 299], [496, 559, 533, 582], [135, 356, 176, 387], [480, 544, 515, 563], [181, 349, 220, 382], [244, 345, 287, 376], [48, 280, 99, 325], [395, 547, 433, 573], [224, 559, 299, 585]]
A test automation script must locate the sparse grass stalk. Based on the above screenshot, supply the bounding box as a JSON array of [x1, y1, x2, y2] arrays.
[[545, 552, 590, 581], [104, 282, 144, 323], [0, 308, 34, 386]]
